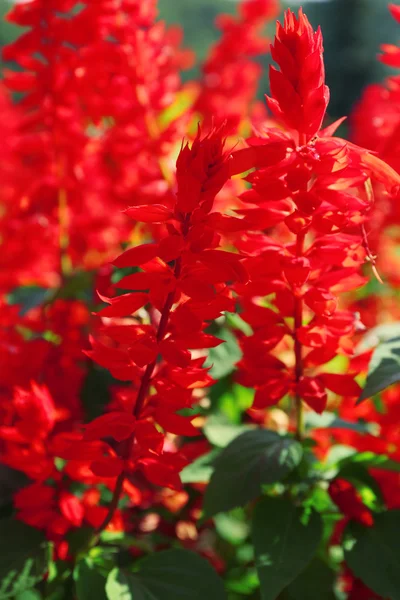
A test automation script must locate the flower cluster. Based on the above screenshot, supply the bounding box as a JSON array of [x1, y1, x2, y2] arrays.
[[232, 9, 397, 417], [195, 0, 279, 130], [1, 2, 400, 599], [85, 126, 248, 529]]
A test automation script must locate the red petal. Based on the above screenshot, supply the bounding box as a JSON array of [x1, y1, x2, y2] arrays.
[[320, 373, 361, 397], [84, 412, 136, 442], [97, 292, 148, 318], [113, 244, 159, 268], [155, 407, 200, 437], [124, 205, 173, 223], [90, 457, 124, 478]]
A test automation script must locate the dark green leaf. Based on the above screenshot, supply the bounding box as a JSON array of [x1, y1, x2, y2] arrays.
[[8, 287, 49, 315], [0, 519, 49, 599], [74, 559, 107, 600], [80, 366, 112, 422], [66, 528, 95, 556], [203, 430, 303, 518], [252, 497, 322, 600], [344, 510, 400, 599], [359, 337, 400, 402], [280, 559, 335, 600], [105, 549, 226, 600], [180, 449, 219, 484]]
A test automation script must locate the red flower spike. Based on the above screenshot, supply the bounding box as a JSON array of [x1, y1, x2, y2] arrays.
[[175, 127, 231, 213], [267, 8, 330, 140]]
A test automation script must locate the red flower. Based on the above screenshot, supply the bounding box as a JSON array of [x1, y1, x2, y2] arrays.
[[266, 8, 329, 140], [328, 479, 374, 527]]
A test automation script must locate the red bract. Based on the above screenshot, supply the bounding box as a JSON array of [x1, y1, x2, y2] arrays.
[[267, 8, 329, 140], [85, 126, 248, 528], [231, 8, 399, 425]]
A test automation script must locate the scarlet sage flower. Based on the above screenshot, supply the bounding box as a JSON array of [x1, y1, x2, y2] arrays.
[[351, 4, 400, 294], [1, 0, 192, 281], [195, 0, 279, 131], [84, 126, 247, 531], [328, 479, 374, 527], [230, 8, 400, 426]]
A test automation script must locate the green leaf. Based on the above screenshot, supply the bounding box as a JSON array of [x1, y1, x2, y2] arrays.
[[15, 591, 42, 600], [214, 511, 249, 545], [106, 570, 146, 600], [336, 463, 384, 510], [180, 449, 220, 483], [358, 322, 400, 351], [206, 329, 242, 379], [204, 415, 255, 448], [359, 336, 400, 402], [203, 430, 303, 518], [252, 497, 322, 600], [74, 559, 107, 600], [304, 411, 373, 434], [226, 568, 259, 595], [0, 519, 49, 599], [280, 559, 335, 600], [8, 287, 49, 315], [337, 451, 400, 473], [105, 549, 226, 600], [344, 510, 400, 599], [218, 385, 254, 424], [66, 528, 95, 556]]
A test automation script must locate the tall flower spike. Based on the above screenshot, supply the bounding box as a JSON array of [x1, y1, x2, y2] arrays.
[[267, 8, 330, 141]]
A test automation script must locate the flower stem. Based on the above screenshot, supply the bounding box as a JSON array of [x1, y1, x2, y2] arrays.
[[294, 231, 305, 441], [92, 248, 184, 544]]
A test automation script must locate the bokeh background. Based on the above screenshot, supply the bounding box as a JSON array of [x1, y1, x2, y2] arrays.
[[0, 0, 398, 119]]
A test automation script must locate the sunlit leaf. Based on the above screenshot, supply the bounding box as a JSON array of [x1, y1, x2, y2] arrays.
[[359, 337, 400, 402]]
